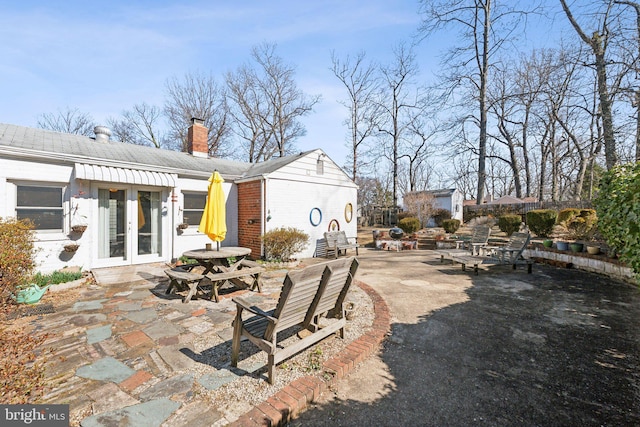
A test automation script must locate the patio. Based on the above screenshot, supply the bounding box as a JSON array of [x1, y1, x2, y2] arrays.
[[9, 245, 640, 426]]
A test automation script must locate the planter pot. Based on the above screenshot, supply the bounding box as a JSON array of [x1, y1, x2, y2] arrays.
[[569, 243, 584, 253], [63, 244, 79, 252], [177, 223, 189, 230], [71, 224, 87, 233], [556, 241, 569, 251], [542, 239, 553, 248], [586, 245, 600, 255]]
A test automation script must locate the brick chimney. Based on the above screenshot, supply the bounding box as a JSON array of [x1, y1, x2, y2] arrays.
[[187, 117, 209, 158]]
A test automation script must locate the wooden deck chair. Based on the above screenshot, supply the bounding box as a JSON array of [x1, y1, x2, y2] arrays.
[[450, 231, 533, 275], [435, 225, 492, 262], [231, 257, 358, 384]]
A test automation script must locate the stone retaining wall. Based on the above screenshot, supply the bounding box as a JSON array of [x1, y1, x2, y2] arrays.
[[524, 247, 636, 284]]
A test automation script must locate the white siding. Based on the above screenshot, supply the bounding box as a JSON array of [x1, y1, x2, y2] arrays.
[[265, 177, 357, 259], [172, 178, 239, 260]]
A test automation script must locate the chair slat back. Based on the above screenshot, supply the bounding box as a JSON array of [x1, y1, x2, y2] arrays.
[[264, 263, 332, 339], [470, 225, 491, 244], [306, 257, 359, 323]]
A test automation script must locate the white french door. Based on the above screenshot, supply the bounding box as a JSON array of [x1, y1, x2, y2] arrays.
[[95, 186, 165, 266]]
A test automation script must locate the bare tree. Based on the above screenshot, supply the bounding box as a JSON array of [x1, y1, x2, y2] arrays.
[[227, 42, 320, 162], [376, 43, 425, 208], [108, 103, 166, 148], [164, 71, 230, 157], [418, 0, 539, 204], [330, 50, 381, 180], [560, 0, 619, 169], [37, 107, 96, 136]]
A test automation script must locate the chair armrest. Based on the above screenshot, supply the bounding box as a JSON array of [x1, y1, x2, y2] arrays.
[[232, 297, 277, 322]]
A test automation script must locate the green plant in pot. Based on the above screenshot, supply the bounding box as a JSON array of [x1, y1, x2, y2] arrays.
[[542, 239, 553, 248], [569, 242, 584, 253], [556, 241, 569, 251]]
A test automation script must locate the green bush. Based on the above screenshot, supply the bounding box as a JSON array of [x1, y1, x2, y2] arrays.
[[398, 217, 420, 234], [498, 214, 522, 236], [0, 218, 36, 305], [526, 209, 557, 237], [431, 208, 451, 227], [594, 163, 640, 278], [566, 209, 597, 240], [556, 208, 581, 226], [441, 219, 461, 234], [262, 227, 309, 262]]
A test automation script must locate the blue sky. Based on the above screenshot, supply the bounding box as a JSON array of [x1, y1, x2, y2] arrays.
[[1, 0, 433, 164]]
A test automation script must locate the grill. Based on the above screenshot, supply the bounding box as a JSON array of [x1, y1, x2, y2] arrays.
[[389, 227, 404, 240]]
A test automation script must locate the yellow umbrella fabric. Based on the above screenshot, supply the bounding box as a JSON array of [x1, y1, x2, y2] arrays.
[[198, 171, 227, 246]]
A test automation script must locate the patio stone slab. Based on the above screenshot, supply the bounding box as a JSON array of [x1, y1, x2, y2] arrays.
[[81, 398, 179, 427], [139, 374, 194, 401], [143, 320, 182, 339], [117, 301, 142, 311], [73, 299, 108, 311], [157, 345, 196, 371], [68, 313, 107, 326], [162, 401, 224, 427], [197, 369, 241, 390], [76, 356, 135, 383], [88, 382, 139, 414], [86, 324, 112, 344], [124, 308, 157, 324]]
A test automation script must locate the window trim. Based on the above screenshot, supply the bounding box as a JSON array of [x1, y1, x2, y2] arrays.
[[182, 191, 207, 227], [14, 182, 66, 233]]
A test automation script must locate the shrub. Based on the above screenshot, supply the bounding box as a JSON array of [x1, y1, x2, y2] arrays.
[[441, 219, 461, 234], [431, 208, 451, 227], [0, 218, 36, 305], [398, 217, 420, 234], [594, 163, 640, 278], [0, 326, 49, 403], [556, 208, 581, 226], [566, 209, 597, 240], [526, 209, 557, 237], [498, 214, 522, 236], [262, 227, 309, 262], [32, 270, 83, 287]]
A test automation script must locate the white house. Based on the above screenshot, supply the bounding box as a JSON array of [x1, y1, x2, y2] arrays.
[[404, 188, 464, 226], [0, 121, 357, 273]]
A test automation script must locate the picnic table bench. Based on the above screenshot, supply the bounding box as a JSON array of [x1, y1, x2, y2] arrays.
[[165, 259, 265, 303]]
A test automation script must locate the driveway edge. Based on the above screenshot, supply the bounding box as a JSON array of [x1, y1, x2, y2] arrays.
[[229, 280, 390, 426]]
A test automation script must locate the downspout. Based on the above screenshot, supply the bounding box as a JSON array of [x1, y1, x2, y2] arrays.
[[261, 177, 267, 259], [171, 189, 177, 262]]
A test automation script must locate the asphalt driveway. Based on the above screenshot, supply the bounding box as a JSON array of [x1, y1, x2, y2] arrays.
[[289, 249, 640, 426]]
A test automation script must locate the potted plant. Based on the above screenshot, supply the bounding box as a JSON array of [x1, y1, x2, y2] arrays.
[[177, 223, 189, 230], [569, 242, 584, 253], [586, 244, 600, 255], [542, 239, 553, 248], [556, 241, 569, 251], [71, 224, 88, 233], [63, 243, 80, 252]]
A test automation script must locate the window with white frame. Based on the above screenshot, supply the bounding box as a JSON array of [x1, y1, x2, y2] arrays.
[[182, 192, 206, 226], [16, 185, 64, 231]]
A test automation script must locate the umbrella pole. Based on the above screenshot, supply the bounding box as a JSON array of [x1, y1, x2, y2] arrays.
[[217, 242, 219, 251]]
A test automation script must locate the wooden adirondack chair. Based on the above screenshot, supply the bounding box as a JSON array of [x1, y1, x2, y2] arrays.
[[231, 257, 359, 384], [449, 232, 533, 275], [435, 225, 492, 262]]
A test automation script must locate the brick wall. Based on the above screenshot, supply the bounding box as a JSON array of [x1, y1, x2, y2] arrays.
[[237, 181, 262, 259]]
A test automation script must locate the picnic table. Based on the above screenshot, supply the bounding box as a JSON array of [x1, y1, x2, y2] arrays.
[[166, 246, 264, 302]]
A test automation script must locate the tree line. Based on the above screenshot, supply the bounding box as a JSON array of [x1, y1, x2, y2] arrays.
[[38, 1, 640, 209]]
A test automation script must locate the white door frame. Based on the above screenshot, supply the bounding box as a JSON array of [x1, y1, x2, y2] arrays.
[[90, 184, 170, 268]]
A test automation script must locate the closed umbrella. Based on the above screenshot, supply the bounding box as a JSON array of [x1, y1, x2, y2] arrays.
[[198, 170, 227, 250]]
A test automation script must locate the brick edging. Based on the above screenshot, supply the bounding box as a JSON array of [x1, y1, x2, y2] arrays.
[[230, 279, 390, 426]]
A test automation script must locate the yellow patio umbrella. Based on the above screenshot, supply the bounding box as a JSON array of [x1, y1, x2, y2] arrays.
[[198, 170, 227, 250]]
